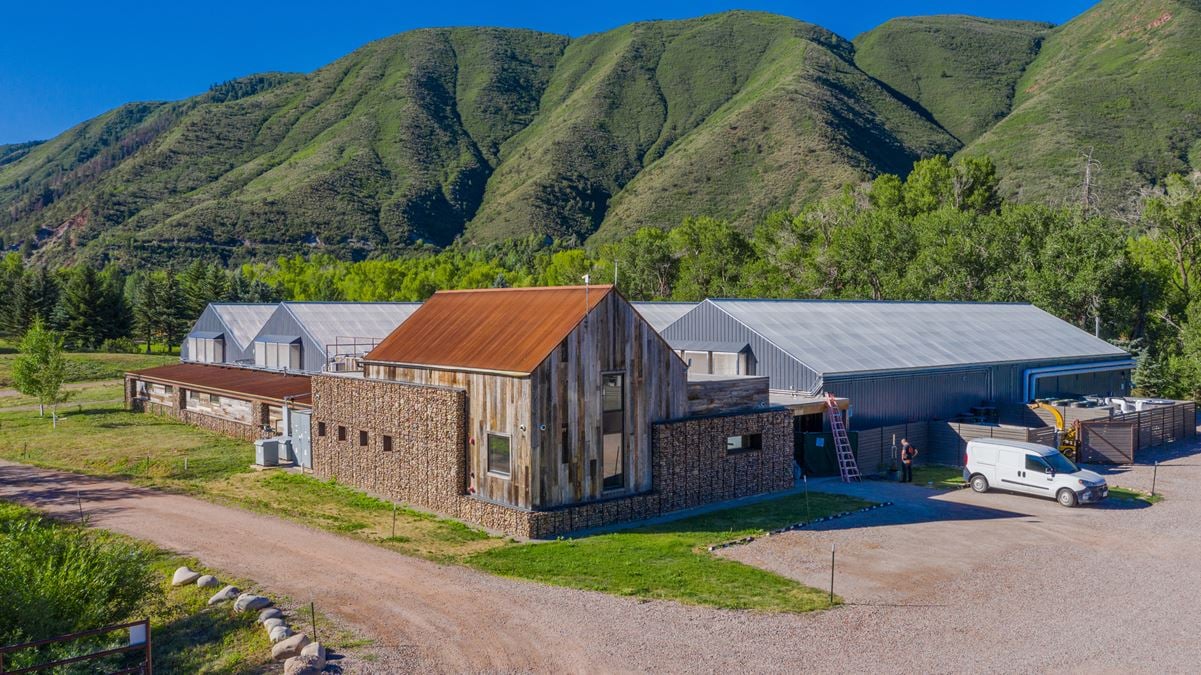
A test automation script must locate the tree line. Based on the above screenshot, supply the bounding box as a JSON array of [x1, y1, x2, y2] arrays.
[[4, 156, 1201, 398]]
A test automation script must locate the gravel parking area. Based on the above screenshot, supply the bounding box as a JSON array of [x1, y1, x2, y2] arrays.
[[3, 441, 1201, 673]]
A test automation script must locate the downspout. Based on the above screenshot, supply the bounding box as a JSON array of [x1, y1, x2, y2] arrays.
[[1022, 360, 1136, 402]]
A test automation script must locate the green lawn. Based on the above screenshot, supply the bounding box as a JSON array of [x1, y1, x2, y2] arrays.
[[0, 381, 124, 410], [910, 464, 967, 489], [1, 403, 872, 613], [1108, 486, 1163, 505], [0, 351, 176, 387], [467, 491, 873, 612]]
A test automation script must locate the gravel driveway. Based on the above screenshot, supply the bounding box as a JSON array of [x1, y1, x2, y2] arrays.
[[3, 441, 1201, 673]]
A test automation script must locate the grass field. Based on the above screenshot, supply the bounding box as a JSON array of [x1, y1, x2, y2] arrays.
[[1108, 486, 1164, 505], [0, 351, 176, 387], [0, 403, 874, 612], [910, 465, 968, 489], [468, 491, 873, 612]]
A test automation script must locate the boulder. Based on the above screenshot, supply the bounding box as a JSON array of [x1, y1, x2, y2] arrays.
[[234, 593, 271, 612], [263, 618, 285, 632], [271, 632, 310, 660], [206, 585, 240, 605], [269, 625, 294, 643], [195, 575, 219, 588], [284, 654, 324, 675], [258, 607, 283, 623], [300, 642, 325, 663], [171, 567, 201, 586]]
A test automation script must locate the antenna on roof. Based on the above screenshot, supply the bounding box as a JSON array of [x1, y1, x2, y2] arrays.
[[582, 274, 590, 322]]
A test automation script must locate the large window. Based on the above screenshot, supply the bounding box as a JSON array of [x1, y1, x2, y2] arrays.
[[255, 340, 301, 370], [186, 336, 225, 364], [487, 433, 511, 477], [602, 373, 625, 491]]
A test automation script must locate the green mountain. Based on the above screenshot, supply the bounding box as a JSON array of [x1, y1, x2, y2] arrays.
[[4, 3, 1201, 264], [962, 0, 1201, 207], [854, 16, 1050, 144]]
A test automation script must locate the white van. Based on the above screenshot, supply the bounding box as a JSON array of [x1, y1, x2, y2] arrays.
[[963, 439, 1108, 507]]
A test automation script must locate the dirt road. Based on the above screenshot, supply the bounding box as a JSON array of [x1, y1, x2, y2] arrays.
[[4, 444, 1201, 673]]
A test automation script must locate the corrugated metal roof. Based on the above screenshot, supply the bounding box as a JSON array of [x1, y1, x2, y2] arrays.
[[367, 286, 613, 374], [210, 304, 277, 352], [631, 302, 695, 332], [130, 363, 311, 403], [281, 302, 421, 351], [705, 300, 1129, 376], [672, 339, 750, 353]]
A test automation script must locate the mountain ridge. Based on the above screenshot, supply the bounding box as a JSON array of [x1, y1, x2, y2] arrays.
[[2, 2, 1198, 265]]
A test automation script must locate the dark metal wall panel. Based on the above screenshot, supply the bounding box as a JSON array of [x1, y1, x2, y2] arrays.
[[991, 357, 1132, 401], [827, 369, 992, 429], [662, 301, 819, 392]]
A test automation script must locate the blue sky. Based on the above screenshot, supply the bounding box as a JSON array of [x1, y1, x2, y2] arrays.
[[1, 0, 1096, 144]]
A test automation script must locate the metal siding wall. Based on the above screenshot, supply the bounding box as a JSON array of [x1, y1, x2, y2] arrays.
[[828, 369, 992, 429], [252, 310, 323, 373], [182, 307, 232, 362], [993, 356, 1132, 402], [662, 302, 818, 392]]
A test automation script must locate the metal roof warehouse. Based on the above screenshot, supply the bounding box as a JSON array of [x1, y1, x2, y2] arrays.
[[661, 299, 1134, 428]]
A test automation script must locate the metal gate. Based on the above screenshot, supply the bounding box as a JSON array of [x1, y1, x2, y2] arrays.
[[1080, 421, 1136, 464], [291, 410, 312, 468]]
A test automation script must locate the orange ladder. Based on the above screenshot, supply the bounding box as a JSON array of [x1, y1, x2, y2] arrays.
[[825, 393, 860, 482]]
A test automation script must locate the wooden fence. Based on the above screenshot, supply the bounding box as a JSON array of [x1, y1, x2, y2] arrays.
[[854, 423, 928, 473], [851, 401, 1196, 470]]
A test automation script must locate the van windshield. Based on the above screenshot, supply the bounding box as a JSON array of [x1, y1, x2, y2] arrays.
[[1044, 452, 1079, 474]]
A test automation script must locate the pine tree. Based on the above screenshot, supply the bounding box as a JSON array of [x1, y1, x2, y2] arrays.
[[161, 270, 191, 349], [97, 265, 132, 341], [56, 266, 105, 349], [130, 272, 162, 354]]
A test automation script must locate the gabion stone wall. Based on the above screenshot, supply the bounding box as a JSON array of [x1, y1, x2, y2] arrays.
[[125, 375, 270, 441], [311, 374, 795, 539]]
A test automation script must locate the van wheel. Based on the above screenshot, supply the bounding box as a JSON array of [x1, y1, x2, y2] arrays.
[[970, 475, 989, 493], [1057, 489, 1078, 507]]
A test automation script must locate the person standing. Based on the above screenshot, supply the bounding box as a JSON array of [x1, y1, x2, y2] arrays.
[[900, 438, 918, 483]]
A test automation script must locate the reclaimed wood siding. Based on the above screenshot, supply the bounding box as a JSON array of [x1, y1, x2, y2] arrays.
[[365, 364, 532, 509], [362, 292, 687, 510], [182, 390, 253, 424], [529, 292, 688, 508]]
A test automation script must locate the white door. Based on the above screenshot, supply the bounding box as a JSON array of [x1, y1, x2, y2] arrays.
[[997, 449, 1035, 495], [1022, 453, 1057, 496]]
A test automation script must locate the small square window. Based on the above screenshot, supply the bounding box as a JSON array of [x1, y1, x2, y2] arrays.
[[487, 433, 511, 477], [359, 430, 368, 447], [209, 393, 220, 405], [382, 435, 393, 452], [727, 433, 763, 454], [337, 426, 347, 442], [188, 390, 199, 400], [317, 422, 327, 437]]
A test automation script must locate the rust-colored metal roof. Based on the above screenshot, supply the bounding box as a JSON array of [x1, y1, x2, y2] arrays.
[[366, 285, 615, 374], [128, 363, 312, 404]]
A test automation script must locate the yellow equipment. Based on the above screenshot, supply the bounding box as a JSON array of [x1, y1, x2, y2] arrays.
[[1033, 402, 1080, 460]]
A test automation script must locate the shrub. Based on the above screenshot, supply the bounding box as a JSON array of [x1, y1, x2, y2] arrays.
[[0, 504, 156, 667], [100, 338, 137, 354]]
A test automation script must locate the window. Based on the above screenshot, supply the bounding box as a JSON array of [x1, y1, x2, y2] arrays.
[[560, 424, 570, 464], [186, 337, 225, 364], [317, 422, 327, 437], [255, 340, 301, 370], [602, 373, 625, 491], [1025, 455, 1051, 473], [188, 390, 200, 401], [727, 434, 763, 454], [382, 435, 393, 452], [683, 350, 710, 372], [209, 393, 220, 405], [359, 430, 368, 447], [337, 426, 347, 441], [487, 434, 511, 477]]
